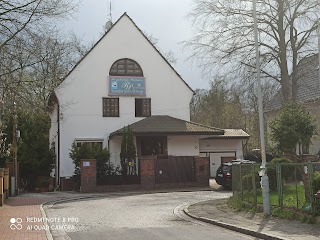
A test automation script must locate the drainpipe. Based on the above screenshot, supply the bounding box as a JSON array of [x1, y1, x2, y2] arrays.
[[56, 104, 61, 188]]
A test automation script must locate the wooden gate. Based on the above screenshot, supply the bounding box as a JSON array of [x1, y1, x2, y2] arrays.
[[155, 156, 195, 184]]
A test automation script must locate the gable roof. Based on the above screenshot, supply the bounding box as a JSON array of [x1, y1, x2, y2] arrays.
[[266, 54, 320, 111], [56, 12, 194, 94], [110, 115, 225, 137]]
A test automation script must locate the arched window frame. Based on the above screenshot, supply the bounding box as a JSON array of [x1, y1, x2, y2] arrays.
[[109, 58, 143, 76]]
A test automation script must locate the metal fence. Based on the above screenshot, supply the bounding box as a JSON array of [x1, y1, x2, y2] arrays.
[[232, 162, 320, 213]]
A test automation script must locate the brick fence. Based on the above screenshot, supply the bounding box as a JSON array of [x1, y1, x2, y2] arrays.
[[0, 168, 9, 206], [80, 159, 97, 192], [80, 156, 210, 193]]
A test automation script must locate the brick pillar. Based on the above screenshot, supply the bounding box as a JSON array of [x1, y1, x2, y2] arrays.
[[140, 156, 156, 188], [4, 169, 9, 199], [0, 169, 4, 206], [80, 159, 96, 193], [195, 157, 210, 185]]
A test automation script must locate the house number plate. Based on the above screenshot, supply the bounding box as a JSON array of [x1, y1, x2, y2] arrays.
[[83, 161, 90, 167]]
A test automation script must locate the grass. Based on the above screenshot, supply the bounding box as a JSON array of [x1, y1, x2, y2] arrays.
[[242, 184, 307, 209], [231, 184, 318, 223]]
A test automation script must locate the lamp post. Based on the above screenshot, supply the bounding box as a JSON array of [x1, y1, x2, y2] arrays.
[[12, 101, 18, 196], [253, 0, 271, 215]]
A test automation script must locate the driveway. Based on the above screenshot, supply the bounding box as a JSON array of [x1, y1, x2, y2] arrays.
[[44, 190, 257, 240]]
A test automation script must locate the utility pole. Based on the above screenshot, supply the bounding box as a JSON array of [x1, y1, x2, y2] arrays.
[[253, 0, 270, 215], [12, 101, 18, 196], [318, 2, 320, 83]]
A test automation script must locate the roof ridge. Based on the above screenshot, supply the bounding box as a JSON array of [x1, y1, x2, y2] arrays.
[[54, 13, 127, 88], [123, 14, 194, 94], [54, 12, 194, 94], [165, 115, 225, 132]]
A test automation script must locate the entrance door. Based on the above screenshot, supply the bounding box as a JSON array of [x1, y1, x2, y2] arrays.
[[209, 153, 220, 178]]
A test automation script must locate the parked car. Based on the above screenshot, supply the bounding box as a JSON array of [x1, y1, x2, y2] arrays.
[[215, 162, 233, 189], [215, 160, 256, 189]]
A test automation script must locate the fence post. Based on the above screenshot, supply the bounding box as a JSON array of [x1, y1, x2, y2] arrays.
[[252, 164, 257, 207], [294, 165, 299, 209], [276, 163, 283, 209], [308, 162, 314, 204], [239, 164, 243, 201]]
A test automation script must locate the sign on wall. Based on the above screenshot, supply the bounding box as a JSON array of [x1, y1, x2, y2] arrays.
[[109, 76, 146, 96]]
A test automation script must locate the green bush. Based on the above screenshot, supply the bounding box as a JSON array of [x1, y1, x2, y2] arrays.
[[312, 172, 320, 194], [69, 142, 115, 189], [242, 172, 260, 191], [267, 157, 293, 191]]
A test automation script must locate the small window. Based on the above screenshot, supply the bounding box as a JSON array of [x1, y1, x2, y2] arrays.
[[135, 98, 151, 117], [103, 98, 119, 117], [76, 141, 103, 151], [302, 143, 309, 154], [109, 58, 143, 76], [140, 136, 167, 156]]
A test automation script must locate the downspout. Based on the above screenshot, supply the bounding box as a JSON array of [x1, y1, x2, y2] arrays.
[[56, 103, 61, 188]]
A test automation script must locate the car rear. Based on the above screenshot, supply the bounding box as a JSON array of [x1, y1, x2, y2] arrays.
[[215, 163, 232, 188]]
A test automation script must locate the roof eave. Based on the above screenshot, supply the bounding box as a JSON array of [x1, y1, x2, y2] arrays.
[[109, 131, 224, 138]]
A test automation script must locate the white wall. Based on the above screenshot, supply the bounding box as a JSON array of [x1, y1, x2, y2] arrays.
[[167, 136, 199, 156], [199, 138, 244, 158], [199, 138, 244, 177], [51, 15, 194, 177]]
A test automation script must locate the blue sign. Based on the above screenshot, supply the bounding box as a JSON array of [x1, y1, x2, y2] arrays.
[[109, 77, 146, 96]]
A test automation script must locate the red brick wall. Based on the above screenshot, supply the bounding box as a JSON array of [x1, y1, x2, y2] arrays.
[[80, 159, 97, 192], [140, 156, 156, 188], [79, 156, 210, 193], [194, 157, 210, 184]]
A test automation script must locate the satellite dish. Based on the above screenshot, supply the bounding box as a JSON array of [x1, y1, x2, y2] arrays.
[[104, 20, 113, 32]]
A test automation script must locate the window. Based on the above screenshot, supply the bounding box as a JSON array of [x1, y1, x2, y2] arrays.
[[103, 98, 119, 117], [76, 141, 103, 151], [109, 58, 143, 76], [302, 143, 309, 154], [135, 98, 151, 117], [139, 136, 167, 156]]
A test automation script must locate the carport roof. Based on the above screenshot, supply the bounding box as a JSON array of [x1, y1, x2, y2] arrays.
[[201, 129, 250, 139], [109, 115, 225, 137]]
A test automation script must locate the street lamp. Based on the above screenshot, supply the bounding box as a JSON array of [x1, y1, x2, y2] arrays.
[[11, 101, 18, 196], [253, 0, 271, 215]]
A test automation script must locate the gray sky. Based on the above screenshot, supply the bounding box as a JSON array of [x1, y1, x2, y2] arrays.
[[61, 0, 209, 90]]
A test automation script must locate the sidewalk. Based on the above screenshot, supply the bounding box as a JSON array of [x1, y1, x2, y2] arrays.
[[185, 198, 320, 240], [0, 192, 95, 240]]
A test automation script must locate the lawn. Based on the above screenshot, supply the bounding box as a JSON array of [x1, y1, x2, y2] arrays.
[[242, 184, 307, 209]]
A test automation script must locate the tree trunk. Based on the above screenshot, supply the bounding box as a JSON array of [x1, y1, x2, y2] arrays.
[[277, 0, 291, 102]]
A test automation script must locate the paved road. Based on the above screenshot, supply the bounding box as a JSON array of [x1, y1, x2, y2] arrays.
[[44, 191, 258, 240]]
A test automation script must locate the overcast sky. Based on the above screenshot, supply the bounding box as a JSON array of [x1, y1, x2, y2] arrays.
[[60, 0, 209, 90]]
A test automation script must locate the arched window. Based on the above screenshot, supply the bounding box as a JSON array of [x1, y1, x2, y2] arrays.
[[109, 58, 143, 76]]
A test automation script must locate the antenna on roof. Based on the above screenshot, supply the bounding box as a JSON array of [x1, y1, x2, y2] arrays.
[[104, 2, 113, 32]]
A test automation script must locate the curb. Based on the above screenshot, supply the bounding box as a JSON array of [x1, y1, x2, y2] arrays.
[[40, 194, 106, 240], [183, 203, 286, 240]]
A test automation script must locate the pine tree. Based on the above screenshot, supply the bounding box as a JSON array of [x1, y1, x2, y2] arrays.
[[127, 127, 137, 175]]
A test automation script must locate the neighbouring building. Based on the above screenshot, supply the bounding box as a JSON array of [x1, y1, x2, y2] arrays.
[[48, 13, 249, 191], [265, 54, 320, 155]]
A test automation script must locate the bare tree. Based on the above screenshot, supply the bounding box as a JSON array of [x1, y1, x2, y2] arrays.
[[144, 32, 177, 65], [185, 0, 319, 102], [0, 0, 81, 113], [1, 30, 88, 112], [0, 0, 79, 51]]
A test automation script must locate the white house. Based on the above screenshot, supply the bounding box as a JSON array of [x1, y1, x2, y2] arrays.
[[49, 13, 249, 190]]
